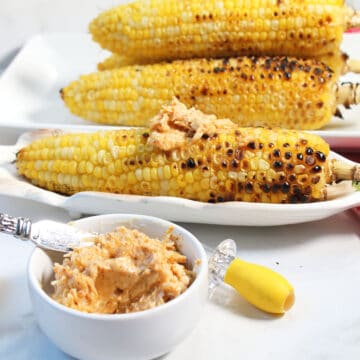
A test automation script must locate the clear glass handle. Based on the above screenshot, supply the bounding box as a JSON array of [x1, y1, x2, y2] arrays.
[[208, 239, 236, 295], [208, 238, 295, 314]]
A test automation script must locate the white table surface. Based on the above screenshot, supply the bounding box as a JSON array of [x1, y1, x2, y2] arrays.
[[1, 193, 360, 360], [1, 1, 360, 359]]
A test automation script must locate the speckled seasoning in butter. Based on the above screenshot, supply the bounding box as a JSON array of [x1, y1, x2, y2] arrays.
[[52, 226, 194, 314]]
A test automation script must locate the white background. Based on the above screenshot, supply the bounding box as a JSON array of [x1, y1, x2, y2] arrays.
[[0, 0, 129, 72]]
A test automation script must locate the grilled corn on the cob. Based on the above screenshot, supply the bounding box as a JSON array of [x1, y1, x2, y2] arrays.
[[16, 100, 359, 203], [89, 0, 360, 64], [62, 56, 360, 129], [97, 51, 360, 76]]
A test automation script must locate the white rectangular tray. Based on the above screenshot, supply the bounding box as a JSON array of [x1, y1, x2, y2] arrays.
[[0, 33, 359, 147]]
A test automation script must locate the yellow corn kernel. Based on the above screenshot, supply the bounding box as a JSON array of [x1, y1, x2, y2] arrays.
[[16, 125, 332, 203], [89, 0, 353, 65], [62, 56, 344, 130]]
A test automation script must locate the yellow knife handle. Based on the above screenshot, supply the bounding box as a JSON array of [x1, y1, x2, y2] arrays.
[[224, 258, 295, 314]]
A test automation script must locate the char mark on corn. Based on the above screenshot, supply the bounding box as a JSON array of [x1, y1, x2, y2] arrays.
[[62, 56, 338, 130], [16, 127, 331, 204], [89, 0, 353, 64], [98, 51, 360, 78]]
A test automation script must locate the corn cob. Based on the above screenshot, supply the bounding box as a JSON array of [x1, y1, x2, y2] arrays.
[[16, 100, 359, 204], [318, 52, 360, 76], [61, 56, 360, 129], [97, 51, 360, 76], [89, 0, 360, 64], [97, 54, 159, 71]]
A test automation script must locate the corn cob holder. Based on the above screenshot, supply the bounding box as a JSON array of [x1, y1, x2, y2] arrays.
[[61, 56, 360, 129], [16, 99, 360, 203], [209, 239, 294, 314], [89, 0, 360, 68]]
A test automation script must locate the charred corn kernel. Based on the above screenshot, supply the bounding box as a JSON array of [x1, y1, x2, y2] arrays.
[[98, 52, 360, 77], [89, 0, 359, 64], [61, 56, 360, 130], [17, 125, 334, 203], [318, 51, 349, 76]]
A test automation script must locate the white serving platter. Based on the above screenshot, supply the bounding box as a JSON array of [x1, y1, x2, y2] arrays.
[[0, 130, 359, 226], [0, 33, 359, 147]]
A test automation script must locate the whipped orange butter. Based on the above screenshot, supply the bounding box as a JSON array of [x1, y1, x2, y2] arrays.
[[52, 226, 194, 314], [148, 97, 237, 151]]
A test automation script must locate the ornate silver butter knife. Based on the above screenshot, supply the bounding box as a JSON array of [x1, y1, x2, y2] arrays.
[[0, 213, 95, 252]]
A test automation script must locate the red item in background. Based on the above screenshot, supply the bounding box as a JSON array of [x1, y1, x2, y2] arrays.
[[336, 151, 360, 163], [346, 28, 360, 33], [353, 207, 360, 218]]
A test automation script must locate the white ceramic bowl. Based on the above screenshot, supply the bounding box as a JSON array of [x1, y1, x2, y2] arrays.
[[27, 214, 208, 360]]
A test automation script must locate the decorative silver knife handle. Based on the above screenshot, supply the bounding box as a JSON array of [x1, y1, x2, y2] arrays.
[[0, 213, 32, 240]]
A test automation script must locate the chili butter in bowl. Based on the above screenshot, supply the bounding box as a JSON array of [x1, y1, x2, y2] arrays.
[[27, 214, 208, 360]]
